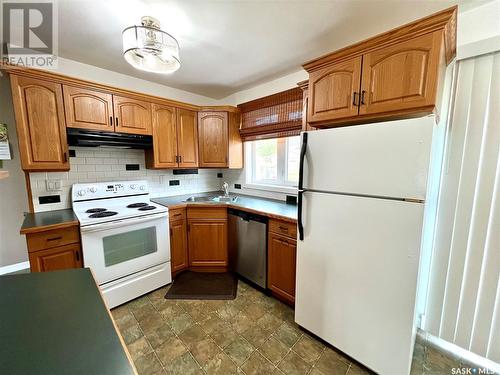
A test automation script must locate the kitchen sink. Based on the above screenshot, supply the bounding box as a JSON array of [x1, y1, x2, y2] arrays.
[[212, 195, 238, 203], [183, 196, 215, 202]]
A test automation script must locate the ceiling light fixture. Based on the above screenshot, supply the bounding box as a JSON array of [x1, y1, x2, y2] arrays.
[[122, 16, 180, 74]]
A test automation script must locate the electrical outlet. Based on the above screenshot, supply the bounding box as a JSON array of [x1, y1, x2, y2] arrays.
[[46, 180, 62, 192]]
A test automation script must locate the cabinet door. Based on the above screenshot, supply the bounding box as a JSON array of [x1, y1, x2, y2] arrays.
[[63, 85, 114, 131], [188, 219, 228, 267], [198, 112, 228, 167], [10, 75, 69, 171], [149, 104, 179, 168], [308, 57, 362, 123], [113, 95, 152, 135], [29, 243, 83, 272], [359, 31, 442, 116], [268, 232, 296, 304], [176, 109, 199, 168], [170, 219, 188, 273]]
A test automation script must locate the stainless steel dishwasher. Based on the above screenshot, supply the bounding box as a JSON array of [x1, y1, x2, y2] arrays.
[[228, 208, 268, 288]]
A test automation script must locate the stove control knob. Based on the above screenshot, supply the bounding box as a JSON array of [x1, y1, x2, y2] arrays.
[[130, 184, 138, 190], [77, 189, 86, 197], [140, 185, 146, 191], [89, 187, 97, 193]]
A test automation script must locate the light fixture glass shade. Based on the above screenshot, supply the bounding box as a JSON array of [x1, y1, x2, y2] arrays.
[[122, 17, 180, 74]]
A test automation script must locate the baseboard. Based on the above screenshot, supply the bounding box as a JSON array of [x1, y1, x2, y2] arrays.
[[0, 261, 30, 275]]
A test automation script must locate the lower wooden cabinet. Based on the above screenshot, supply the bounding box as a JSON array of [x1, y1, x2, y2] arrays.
[[268, 220, 297, 305], [25, 225, 82, 272], [169, 208, 188, 275], [187, 207, 228, 268], [29, 243, 82, 272]]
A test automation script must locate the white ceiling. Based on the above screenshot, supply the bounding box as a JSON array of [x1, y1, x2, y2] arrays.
[[57, 0, 472, 99]]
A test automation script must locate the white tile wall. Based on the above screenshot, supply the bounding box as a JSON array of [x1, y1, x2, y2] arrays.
[[29, 147, 224, 212]]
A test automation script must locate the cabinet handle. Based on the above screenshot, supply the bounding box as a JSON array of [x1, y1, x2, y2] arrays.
[[179, 155, 182, 163], [360, 90, 366, 105], [46, 236, 62, 242], [115, 117, 119, 127], [173, 213, 182, 217], [63, 152, 68, 163], [169, 228, 173, 236], [279, 226, 289, 232], [75, 250, 80, 261], [352, 92, 358, 106], [109, 116, 113, 126]]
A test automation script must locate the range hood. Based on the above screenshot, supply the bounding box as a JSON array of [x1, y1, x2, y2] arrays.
[[67, 128, 152, 149]]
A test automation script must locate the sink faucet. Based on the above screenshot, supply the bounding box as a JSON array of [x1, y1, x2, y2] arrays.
[[222, 182, 229, 196]]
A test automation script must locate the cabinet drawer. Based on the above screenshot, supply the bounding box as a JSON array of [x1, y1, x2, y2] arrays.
[[269, 219, 297, 239], [169, 207, 186, 222], [26, 226, 80, 252], [187, 207, 227, 220]]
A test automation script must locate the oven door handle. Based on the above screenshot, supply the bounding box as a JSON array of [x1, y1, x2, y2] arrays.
[[80, 212, 168, 233]]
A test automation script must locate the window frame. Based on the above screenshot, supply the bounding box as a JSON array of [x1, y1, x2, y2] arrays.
[[245, 136, 300, 193]]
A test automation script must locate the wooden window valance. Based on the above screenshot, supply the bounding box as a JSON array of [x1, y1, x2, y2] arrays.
[[238, 87, 303, 141]]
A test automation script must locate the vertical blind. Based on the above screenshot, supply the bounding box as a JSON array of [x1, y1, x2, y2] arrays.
[[424, 51, 500, 362], [238, 87, 303, 141]]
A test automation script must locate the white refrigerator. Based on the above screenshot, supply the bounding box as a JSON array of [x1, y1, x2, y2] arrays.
[[295, 116, 434, 375]]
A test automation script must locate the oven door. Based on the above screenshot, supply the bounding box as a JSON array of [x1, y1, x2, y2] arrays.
[[80, 212, 170, 285]]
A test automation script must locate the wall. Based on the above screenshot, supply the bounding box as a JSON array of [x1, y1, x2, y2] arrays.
[[0, 74, 29, 269], [30, 147, 223, 212]]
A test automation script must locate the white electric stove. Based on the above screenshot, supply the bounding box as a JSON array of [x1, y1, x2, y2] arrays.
[[72, 180, 171, 308]]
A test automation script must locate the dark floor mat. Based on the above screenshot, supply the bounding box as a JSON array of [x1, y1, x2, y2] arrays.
[[165, 271, 237, 300]]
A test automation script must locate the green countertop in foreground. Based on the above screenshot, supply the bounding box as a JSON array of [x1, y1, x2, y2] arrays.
[[0, 268, 136, 375], [152, 191, 298, 222]]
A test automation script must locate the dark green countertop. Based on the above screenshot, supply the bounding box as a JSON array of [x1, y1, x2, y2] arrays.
[[152, 191, 297, 222], [20, 208, 79, 234], [0, 268, 136, 375]]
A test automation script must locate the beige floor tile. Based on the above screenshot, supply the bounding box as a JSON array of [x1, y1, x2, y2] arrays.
[[241, 324, 273, 348], [155, 337, 188, 365], [347, 363, 373, 375], [241, 351, 275, 375], [230, 312, 255, 334], [121, 322, 144, 345], [315, 348, 351, 375], [134, 352, 163, 375], [164, 352, 201, 375], [133, 303, 157, 322], [139, 311, 166, 334], [292, 335, 324, 364], [224, 335, 255, 366], [257, 312, 283, 332], [145, 323, 175, 349], [259, 336, 289, 365], [199, 313, 225, 335], [277, 351, 311, 375], [128, 336, 153, 361], [210, 323, 239, 349], [190, 337, 221, 366], [275, 322, 302, 348], [169, 312, 194, 334], [204, 351, 238, 375], [178, 324, 207, 349]]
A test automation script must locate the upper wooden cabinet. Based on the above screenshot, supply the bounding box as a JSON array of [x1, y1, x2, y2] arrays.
[[63, 85, 114, 131], [176, 109, 199, 168], [113, 95, 152, 135], [308, 57, 362, 123], [359, 31, 442, 116], [303, 6, 456, 127], [146, 104, 178, 168], [198, 111, 228, 167], [10, 75, 69, 171]]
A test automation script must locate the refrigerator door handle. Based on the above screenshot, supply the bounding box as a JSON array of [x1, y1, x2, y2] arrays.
[[298, 190, 304, 241], [298, 132, 308, 191]]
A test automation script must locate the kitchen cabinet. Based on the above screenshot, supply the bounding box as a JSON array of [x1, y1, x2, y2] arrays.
[[177, 109, 199, 168], [63, 85, 114, 131], [10, 75, 70, 171], [198, 111, 228, 167], [113, 95, 152, 135], [187, 207, 228, 268], [169, 208, 188, 275], [198, 111, 243, 168], [308, 57, 362, 123], [303, 6, 456, 128], [268, 219, 297, 305], [25, 225, 82, 272], [146, 104, 179, 168]]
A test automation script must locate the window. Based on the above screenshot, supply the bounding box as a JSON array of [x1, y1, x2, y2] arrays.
[[248, 136, 300, 188]]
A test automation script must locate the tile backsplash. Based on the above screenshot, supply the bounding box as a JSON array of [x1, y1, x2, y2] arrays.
[[29, 147, 223, 212]]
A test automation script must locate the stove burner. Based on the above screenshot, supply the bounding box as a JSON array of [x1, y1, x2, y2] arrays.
[[127, 202, 149, 208], [89, 211, 118, 218], [85, 208, 107, 213], [138, 206, 157, 211]]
